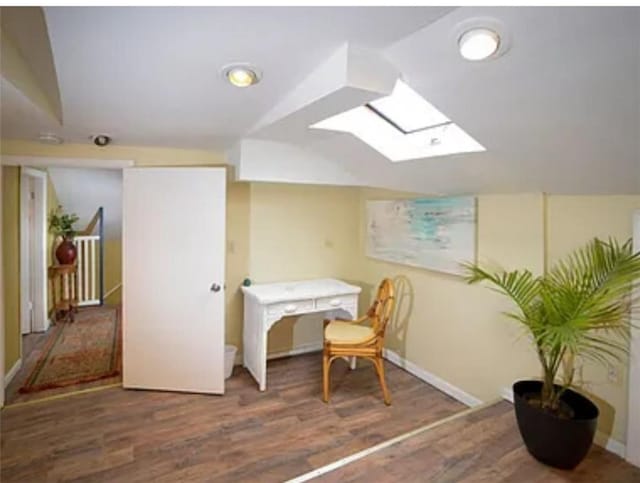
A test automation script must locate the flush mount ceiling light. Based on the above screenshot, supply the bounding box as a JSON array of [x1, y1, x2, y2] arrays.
[[38, 133, 63, 145], [223, 64, 261, 88], [311, 80, 485, 162], [458, 28, 500, 61]]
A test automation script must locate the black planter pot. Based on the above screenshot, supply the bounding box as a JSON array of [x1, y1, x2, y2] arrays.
[[513, 380, 599, 470]]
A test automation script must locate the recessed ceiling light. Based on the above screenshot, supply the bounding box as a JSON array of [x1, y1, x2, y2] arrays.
[[90, 134, 112, 146], [458, 28, 500, 61], [223, 64, 261, 88], [38, 133, 63, 145]]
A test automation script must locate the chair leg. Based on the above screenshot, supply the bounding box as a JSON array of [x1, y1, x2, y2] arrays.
[[322, 352, 331, 403], [373, 357, 391, 406]]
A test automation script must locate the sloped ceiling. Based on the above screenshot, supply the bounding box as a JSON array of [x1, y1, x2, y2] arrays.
[[0, 7, 62, 123], [1, 7, 639, 195]]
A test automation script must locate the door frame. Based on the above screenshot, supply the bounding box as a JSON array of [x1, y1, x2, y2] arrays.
[[19, 168, 48, 335], [628, 210, 640, 467]]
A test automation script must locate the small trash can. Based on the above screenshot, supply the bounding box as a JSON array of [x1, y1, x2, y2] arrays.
[[224, 345, 237, 379]]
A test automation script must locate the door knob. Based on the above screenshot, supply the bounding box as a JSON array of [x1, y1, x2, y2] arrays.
[[210, 283, 221, 292]]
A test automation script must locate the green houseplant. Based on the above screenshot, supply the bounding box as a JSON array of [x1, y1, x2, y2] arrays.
[[49, 205, 80, 265], [464, 237, 640, 469]]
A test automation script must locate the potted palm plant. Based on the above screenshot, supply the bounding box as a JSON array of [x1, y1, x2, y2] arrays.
[[464, 238, 640, 469], [49, 205, 80, 265]]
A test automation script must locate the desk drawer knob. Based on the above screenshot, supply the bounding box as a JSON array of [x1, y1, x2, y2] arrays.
[[284, 304, 297, 313], [329, 298, 341, 307]]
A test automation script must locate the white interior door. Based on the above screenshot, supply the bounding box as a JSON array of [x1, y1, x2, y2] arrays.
[[123, 167, 226, 394]]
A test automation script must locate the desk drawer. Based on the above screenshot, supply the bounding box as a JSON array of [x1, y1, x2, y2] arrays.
[[316, 295, 357, 312], [267, 299, 315, 317]]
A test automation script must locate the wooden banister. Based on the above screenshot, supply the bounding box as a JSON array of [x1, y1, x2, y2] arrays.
[[78, 207, 102, 236]]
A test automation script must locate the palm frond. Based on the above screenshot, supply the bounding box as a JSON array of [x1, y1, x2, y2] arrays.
[[465, 237, 640, 408]]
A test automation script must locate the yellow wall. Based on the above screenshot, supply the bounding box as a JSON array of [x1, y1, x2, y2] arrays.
[[103, 239, 122, 305], [248, 183, 360, 353], [546, 195, 640, 446], [356, 190, 640, 446], [3, 140, 638, 447], [2, 166, 21, 374], [356, 191, 545, 402]]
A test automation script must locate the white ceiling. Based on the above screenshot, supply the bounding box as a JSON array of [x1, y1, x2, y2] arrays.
[[1, 6, 639, 195], [5, 6, 450, 148]]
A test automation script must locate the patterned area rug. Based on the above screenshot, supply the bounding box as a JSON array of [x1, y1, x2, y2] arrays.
[[20, 306, 121, 393]]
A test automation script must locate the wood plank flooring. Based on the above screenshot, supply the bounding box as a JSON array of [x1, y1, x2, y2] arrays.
[[315, 401, 640, 483], [1, 352, 465, 482]]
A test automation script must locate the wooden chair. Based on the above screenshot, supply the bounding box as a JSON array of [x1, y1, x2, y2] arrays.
[[322, 278, 395, 405]]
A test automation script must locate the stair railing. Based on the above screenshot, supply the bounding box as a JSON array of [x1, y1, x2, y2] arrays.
[[74, 207, 104, 306]]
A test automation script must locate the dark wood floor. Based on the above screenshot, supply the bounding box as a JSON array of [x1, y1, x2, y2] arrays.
[[315, 401, 640, 483], [1, 352, 465, 482], [5, 307, 121, 405]]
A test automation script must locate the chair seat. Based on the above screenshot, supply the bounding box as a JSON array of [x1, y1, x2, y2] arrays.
[[325, 320, 375, 344]]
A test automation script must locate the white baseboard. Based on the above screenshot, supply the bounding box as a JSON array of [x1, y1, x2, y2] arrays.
[[383, 349, 483, 408], [500, 386, 626, 459], [234, 342, 323, 366], [268, 342, 323, 361], [5, 359, 22, 387]]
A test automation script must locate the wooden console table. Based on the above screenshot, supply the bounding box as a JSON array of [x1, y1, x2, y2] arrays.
[[48, 264, 79, 323]]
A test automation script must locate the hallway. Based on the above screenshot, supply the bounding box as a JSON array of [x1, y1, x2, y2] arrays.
[[4, 305, 121, 405]]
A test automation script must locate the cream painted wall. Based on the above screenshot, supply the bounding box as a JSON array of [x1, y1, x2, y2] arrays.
[[248, 183, 360, 353], [546, 195, 640, 447], [356, 190, 545, 403], [2, 166, 21, 374], [356, 190, 640, 446], [103, 239, 122, 305]]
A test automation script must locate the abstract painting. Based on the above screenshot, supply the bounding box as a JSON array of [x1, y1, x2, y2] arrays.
[[366, 197, 476, 275]]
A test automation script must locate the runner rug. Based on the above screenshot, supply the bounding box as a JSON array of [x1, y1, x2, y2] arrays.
[[20, 306, 121, 393]]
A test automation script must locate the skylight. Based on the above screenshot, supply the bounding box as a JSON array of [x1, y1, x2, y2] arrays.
[[367, 80, 450, 134], [310, 80, 485, 162]]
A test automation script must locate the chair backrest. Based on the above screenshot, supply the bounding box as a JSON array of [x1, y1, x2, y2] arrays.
[[367, 278, 395, 336]]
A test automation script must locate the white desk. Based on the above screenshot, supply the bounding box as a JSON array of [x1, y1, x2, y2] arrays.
[[242, 278, 361, 391]]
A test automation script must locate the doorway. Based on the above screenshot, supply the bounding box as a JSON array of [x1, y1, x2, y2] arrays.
[[19, 168, 48, 336]]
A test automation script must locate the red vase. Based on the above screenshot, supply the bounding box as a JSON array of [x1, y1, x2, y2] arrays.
[[55, 239, 77, 265]]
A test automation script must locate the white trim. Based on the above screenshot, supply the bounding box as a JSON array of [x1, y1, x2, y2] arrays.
[[287, 399, 500, 483], [19, 168, 48, 338], [383, 348, 483, 407], [501, 386, 514, 403], [268, 342, 323, 361], [2, 155, 134, 170], [4, 359, 22, 388], [500, 386, 627, 459]]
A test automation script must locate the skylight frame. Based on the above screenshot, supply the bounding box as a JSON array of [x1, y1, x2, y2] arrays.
[[310, 79, 486, 162], [365, 103, 454, 135]]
